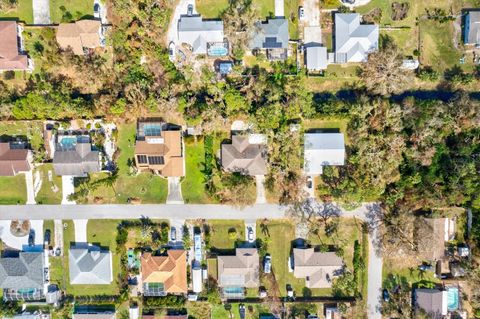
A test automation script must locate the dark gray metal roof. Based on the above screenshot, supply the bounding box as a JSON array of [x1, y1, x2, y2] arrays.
[[0, 252, 44, 289]]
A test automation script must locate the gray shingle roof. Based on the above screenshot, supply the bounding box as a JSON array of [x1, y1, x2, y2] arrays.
[[334, 13, 378, 63], [53, 135, 100, 176], [69, 245, 113, 285], [250, 18, 289, 49], [0, 252, 44, 289], [178, 15, 224, 54]]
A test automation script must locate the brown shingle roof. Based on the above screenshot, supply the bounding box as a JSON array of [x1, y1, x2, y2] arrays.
[[56, 20, 101, 55], [416, 218, 448, 261], [141, 250, 187, 294], [0, 22, 28, 71], [0, 143, 31, 176], [221, 135, 267, 176]]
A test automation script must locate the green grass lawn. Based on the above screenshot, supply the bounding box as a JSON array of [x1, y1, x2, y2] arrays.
[[303, 118, 350, 144], [0, 0, 33, 23], [285, 0, 299, 39], [208, 220, 245, 251], [0, 175, 27, 204], [50, 0, 93, 23], [35, 164, 62, 204], [195, 0, 275, 18], [23, 27, 57, 74], [0, 121, 44, 151], [182, 136, 212, 204]]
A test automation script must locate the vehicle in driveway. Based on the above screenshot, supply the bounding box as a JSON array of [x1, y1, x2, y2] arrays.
[[264, 254, 272, 273], [383, 289, 390, 302], [44, 229, 51, 245], [247, 227, 254, 242], [94, 3, 101, 19], [419, 263, 433, 272], [168, 41, 176, 62], [298, 6, 305, 21], [187, 4, 194, 16], [239, 304, 245, 319], [28, 230, 35, 246], [171, 227, 177, 241], [306, 176, 313, 189]]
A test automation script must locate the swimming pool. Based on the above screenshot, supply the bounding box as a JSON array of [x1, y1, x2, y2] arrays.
[[223, 286, 244, 295], [447, 287, 459, 311], [208, 45, 228, 56], [59, 136, 77, 149], [17, 288, 36, 294]]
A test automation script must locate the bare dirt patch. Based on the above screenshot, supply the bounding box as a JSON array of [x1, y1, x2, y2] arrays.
[[391, 2, 410, 21], [363, 8, 382, 24]]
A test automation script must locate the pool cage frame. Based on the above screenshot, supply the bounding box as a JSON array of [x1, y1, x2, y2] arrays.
[[207, 40, 229, 57]]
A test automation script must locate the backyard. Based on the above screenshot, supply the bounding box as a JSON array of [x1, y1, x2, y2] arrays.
[[50, 0, 93, 23], [35, 164, 62, 204], [0, 0, 33, 23]]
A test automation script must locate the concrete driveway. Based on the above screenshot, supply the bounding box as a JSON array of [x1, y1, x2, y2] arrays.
[[25, 171, 36, 205], [169, 219, 185, 247], [275, 0, 284, 17], [245, 221, 256, 244], [73, 219, 88, 243], [255, 175, 266, 204], [61, 175, 76, 205], [166, 177, 184, 204], [94, 0, 108, 24], [32, 0, 51, 25]]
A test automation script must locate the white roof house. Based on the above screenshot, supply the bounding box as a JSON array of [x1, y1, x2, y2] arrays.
[[178, 15, 224, 54], [304, 133, 345, 175], [305, 46, 328, 71], [334, 13, 379, 63]]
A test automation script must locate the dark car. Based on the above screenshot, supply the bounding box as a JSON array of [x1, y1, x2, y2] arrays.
[[93, 3, 101, 18], [419, 264, 433, 271], [239, 304, 245, 319], [44, 229, 51, 245], [383, 289, 390, 302], [187, 4, 194, 16], [28, 230, 35, 246]]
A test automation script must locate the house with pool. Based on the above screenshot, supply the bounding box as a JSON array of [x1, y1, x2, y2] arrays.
[[0, 251, 46, 301], [414, 286, 466, 319], [177, 14, 227, 57], [216, 248, 259, 299], [52, 130, 101, 176]]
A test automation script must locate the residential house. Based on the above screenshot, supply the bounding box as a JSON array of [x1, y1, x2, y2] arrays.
[[56, 20, 103, 55], [334, 13, 379, 63], [134, 121, 184, 177], [305, 45, 328, 71], [413, 288, 447, 319], [304, 133, 345, 175], [292, 248, 343, 289], [217, 248, 259, 299], [141, 250, 187, 296], [250, 18, 289, 60], [0, 252, 45, 301], [52, 132, 101, 176], [177, 15, 225, 55], [69, 245, 113, 285], [221, 134, 267, 176], [416, 217, 455, 261], [464, 10, 480, 47], [0, 21, 32, 71], [0, 142, 32, 176]]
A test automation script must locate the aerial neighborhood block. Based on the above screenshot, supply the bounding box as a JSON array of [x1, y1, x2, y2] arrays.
[[141, 250, 187, 296], [217, 248, 259, 299], [250, 18, 289, 61], [52, 132, 101, 176], [69, 245, 113, 285], [0, 142, 32, 176], [221, 134, 268, 176], [292, 248, 344, 289], [56, 20, 104, 55], [0, 21, 33, 71], [304, 132, 345, 175], [0, 251, 45, 301], [134, 121, 184, 177], [177, 15, 225, 55]]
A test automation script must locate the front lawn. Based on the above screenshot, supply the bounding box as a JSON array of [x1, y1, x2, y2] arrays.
[[35, 164, 62, 204], [182, 136, 212, 204], [50, 0, 93, 23], [0, 175, 27, 204], [0, 0, 34, 23], [207, 220, 245, 252], [195, 0, 274, 18]]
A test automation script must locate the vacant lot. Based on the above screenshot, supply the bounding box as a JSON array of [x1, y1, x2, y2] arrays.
[[196, 0, 275, 18], [0, 175, 26, 204], [0, 0, 34, 23], [207, 220, 245, 252], [182, 136, 212, 204], [50, 0, 93, 23]]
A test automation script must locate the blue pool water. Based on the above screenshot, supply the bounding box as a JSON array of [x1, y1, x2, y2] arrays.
[[143, 124, 161, 136], [447, 287, 459, 311], [208, 46, 228, 56], [223, 287, 243, 294], [17, 288, 36, 294], [60, 136, 77, 148]]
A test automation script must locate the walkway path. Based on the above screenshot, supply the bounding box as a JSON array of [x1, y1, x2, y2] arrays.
[[32, 0, 51, 25]]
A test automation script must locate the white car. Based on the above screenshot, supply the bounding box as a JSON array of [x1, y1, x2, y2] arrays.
[[298, 6, 305, 21], [247, 227, 254, 242], [93, 3, 101, 19]]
